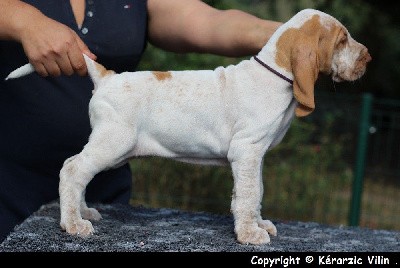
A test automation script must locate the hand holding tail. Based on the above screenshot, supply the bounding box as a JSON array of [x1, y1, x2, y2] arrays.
[[5, 54, 110, 88]]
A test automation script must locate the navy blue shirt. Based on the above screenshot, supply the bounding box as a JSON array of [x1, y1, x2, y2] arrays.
[[0, 0, 148, 241]]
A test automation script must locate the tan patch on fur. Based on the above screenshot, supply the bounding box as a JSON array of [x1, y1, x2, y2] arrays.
[[275, 15, 343, 117], [353, 49, 372, 79], [95, 62, 115, 77], [152, 71, 172, 81], [275, 15, 341, 73], [318, 25, 343, 73]]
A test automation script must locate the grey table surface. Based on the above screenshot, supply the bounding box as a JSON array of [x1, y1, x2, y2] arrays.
[[1, 201, 399, 252]]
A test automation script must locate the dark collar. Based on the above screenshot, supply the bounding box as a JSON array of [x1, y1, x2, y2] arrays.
[[254, 56, 293, 85]]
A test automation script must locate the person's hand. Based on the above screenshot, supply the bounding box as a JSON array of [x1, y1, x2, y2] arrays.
[[17, 13, 96, 77]]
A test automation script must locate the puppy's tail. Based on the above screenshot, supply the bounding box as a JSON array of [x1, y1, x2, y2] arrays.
[[4, 54, 112, 86], [83, 54, 115, 87], [4, 63, 35, 80]]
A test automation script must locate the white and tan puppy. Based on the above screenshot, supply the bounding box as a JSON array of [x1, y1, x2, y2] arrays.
[[7, 9, 371, 244]]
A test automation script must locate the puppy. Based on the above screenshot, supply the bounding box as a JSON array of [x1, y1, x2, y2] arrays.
[[6, 9, 371, 244]]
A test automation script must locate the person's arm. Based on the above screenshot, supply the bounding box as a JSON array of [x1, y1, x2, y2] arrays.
[[0, 0, 95, 77], [147, 0, 282, 57]]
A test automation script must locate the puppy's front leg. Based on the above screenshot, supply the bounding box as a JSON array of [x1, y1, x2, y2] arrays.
[[256, 177, 277, 237], [230, 153, 275, 245]]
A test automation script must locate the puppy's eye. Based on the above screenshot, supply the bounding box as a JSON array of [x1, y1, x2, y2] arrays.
[[338, 34, 348, 46]]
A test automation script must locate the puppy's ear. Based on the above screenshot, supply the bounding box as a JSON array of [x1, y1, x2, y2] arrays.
[[291, 40, 319, 117]]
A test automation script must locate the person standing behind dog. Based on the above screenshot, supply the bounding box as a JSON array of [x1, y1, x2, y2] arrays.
[[0, 0, 282, 242]]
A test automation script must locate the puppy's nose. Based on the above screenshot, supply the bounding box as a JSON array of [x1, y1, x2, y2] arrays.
[[361, 48, 372, 63], [364, 49, 372, 63]]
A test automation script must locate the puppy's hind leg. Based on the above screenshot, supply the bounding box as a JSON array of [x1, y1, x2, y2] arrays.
[[80, 189, 102, 221], [59, 123, 136, 237]]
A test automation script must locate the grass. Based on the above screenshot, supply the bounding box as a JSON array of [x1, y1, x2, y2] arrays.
[[360, 177, 400, 230], [129, 158, 400, 231]]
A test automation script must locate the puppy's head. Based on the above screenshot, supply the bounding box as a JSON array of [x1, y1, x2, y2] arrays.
[[275, 9, 371, 117]]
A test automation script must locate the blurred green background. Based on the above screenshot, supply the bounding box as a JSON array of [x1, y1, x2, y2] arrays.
[[130, 0, 400, 231]]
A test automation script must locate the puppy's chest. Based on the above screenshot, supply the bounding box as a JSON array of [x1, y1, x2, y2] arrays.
[[268, 97, 297, 150]]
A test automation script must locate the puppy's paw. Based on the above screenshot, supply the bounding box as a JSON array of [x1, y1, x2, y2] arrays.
[[81, 207, 102, 221], [258, 219, 277, 236], [63, 219, 94, 237], [237, 226, 270, 245]]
